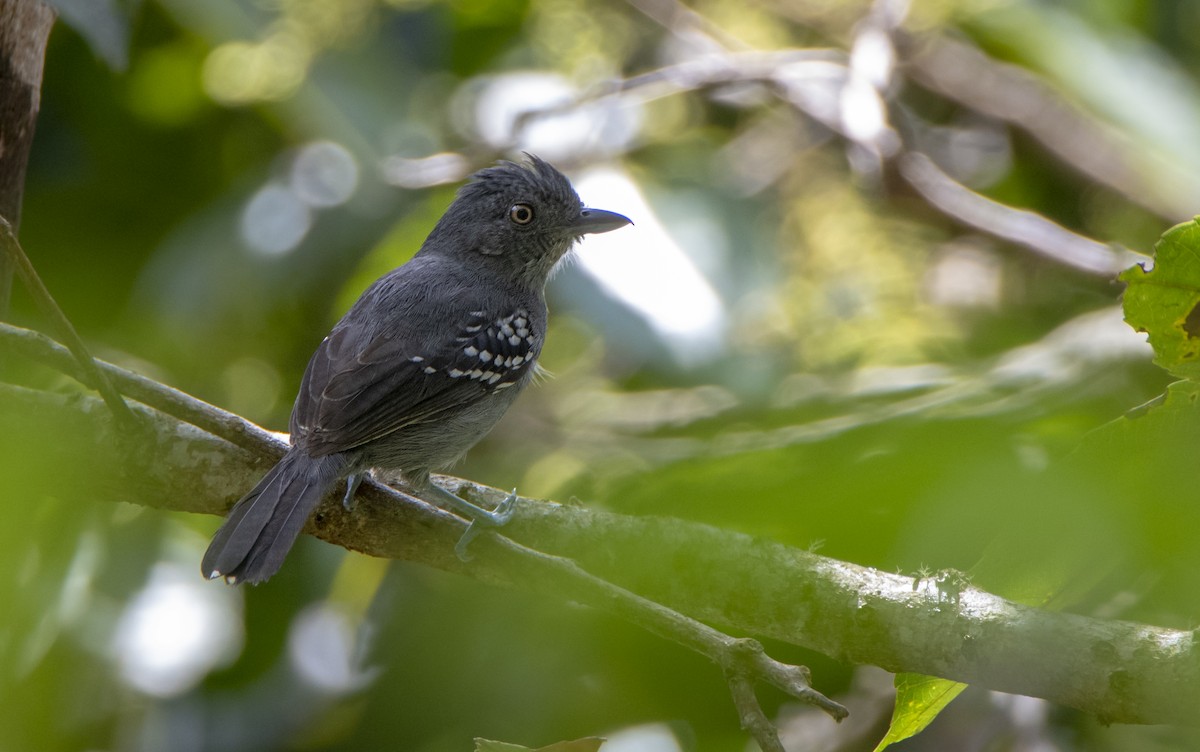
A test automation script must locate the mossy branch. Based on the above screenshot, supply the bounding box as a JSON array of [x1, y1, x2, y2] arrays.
[[1, 322, 1196, 728]]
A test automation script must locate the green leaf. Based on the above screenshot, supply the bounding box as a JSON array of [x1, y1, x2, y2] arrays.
[[1120, 217, 1200, 380], [871, 674, 967, 752], [474, 738, 606, 752], [1071, 379, 1200, 530]]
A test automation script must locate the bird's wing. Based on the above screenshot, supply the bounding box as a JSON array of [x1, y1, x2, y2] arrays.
[[292, 306, 541, 456]]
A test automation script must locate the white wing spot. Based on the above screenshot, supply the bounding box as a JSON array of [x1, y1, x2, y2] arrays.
[[464, 345, 478, 357], [423, 366, 437, 374], [410, 355, 424, 363], [479, 350, 493, 363], [448, 368, 464, 378]]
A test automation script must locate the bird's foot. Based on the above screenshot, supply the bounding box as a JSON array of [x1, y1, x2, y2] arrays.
[[342, 473, 364, 511], [453, 489, 518, 561], [421, 481, 518, 561]]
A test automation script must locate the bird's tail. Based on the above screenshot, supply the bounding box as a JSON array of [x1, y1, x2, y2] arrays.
[[202, 449, 345, 585]]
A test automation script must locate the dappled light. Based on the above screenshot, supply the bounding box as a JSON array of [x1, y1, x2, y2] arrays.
[[241, 182, 312, 256], [288, 603, 377, 694], [239, 140, 360, 256], [112, 562, 243, 697], [574, 168, 727, 367], [467, 72, 642, 160], [4, 0, 1200, 750], [291, 141, 359, 209]]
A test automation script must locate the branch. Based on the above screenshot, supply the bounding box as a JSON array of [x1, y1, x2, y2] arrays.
[[896, 152, 1136, 276], [0, 324, 848, 746], [2, 324, 1197, 727]]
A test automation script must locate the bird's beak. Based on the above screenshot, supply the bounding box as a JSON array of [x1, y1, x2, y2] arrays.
[[574, 207, 632, 235]]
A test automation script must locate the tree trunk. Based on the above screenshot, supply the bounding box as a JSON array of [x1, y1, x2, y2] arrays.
[[0, 0, 55, 315]]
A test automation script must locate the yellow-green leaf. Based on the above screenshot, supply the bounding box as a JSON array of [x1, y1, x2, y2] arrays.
[[1120, 217, 1200, 380], [872, 673, 967, 752]]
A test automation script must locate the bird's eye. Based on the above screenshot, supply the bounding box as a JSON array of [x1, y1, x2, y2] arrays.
[[509, 203, 535, 225]]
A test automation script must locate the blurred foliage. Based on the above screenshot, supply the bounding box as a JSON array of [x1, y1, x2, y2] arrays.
[[4, 0, 1200, 750]]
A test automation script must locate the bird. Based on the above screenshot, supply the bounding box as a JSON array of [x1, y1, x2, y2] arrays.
[[202, 155, 631, 584]]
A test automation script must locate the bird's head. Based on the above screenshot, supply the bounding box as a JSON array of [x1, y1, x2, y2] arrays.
[[422, 155, 631, 287]]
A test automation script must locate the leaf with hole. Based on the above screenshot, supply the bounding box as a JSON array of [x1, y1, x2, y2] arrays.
[[1121, 218, 1200, 380]]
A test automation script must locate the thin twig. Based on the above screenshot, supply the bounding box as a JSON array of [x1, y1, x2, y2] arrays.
[[474, 49, 845, 172], [0, 320, 282, 458], [727, 665, 784, 752], [478, 533, 849, 723], [720, 637, 852, 751], [897, 152, 1134, 276], [0, 217, 137, 428]]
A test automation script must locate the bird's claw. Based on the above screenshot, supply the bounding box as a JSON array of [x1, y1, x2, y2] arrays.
[[454, 489, 518, 562], [342, 473, 364, 512]]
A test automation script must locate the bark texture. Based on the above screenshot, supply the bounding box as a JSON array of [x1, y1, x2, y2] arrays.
[[0, 0, 54, 312]]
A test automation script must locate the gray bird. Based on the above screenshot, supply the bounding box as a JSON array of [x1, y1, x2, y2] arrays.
[[202, 156, 631, 584]]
